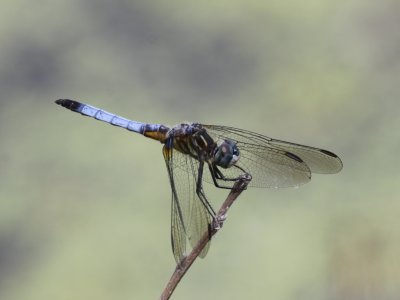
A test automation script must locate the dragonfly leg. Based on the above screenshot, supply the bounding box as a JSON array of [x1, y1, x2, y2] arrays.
[[212, 215, 226, 230], [196, 160, 217, 218], [208, 163, 246, 190], [207, 165, 234, 190]]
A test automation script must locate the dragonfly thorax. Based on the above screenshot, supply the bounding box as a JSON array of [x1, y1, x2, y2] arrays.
[[213, 139, 240, 169]]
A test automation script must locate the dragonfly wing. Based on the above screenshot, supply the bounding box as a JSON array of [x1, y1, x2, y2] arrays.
[[163, 145, 186, 263], [235, 143, 311, 187], [174, 151, 211, 258], [163, 144, 211, 264], [202, 125, 342, 188], [267, 139, 343, 174]]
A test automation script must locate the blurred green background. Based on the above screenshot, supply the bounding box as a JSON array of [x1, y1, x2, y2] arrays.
[[1, 0, 399, 299]]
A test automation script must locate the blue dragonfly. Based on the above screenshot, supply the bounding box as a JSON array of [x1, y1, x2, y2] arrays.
[[55, 99, 343, 264]]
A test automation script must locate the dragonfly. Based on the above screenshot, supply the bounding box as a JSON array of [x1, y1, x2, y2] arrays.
[[55, 99, 343, 264]]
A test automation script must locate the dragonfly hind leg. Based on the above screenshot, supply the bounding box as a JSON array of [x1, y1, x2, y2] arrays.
[[195, 173, 224, 231], [196, 160, 217, 218]]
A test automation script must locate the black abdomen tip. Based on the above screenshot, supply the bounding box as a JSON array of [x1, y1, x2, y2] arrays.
[[55, 99, 83, 112]]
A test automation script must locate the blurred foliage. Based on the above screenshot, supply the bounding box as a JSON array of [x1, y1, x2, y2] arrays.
[[0, 0, 399, 299]]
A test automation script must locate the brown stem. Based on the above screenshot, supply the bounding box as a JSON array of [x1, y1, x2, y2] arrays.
[[160, 174, 252, 300]]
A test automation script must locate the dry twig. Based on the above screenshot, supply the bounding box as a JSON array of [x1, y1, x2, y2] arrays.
[[160, 174, 252, 300]]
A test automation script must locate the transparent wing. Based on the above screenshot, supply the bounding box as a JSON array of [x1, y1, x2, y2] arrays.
[[163, 145, 211, 264], [201, 124, 343, 188]]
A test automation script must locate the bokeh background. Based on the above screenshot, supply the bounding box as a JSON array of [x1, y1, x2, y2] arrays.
[[1, 0, 399, 299]]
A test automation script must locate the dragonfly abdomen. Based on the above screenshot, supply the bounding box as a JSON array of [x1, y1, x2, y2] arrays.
[[55, 99, 169, 142]]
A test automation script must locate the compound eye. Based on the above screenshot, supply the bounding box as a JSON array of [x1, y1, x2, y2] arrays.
[[214, 140, 240, 168]]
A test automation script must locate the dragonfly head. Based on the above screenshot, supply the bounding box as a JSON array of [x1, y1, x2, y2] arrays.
[[213, 139, 240, 168]]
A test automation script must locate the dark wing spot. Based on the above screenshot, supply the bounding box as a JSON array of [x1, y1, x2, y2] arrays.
[[320, 149, 338, 158], [55, 99, 83, 112], [285, 152, 303, 163]]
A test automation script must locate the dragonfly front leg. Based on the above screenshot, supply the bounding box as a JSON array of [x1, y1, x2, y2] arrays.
[[208, 163, 248, 189]]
